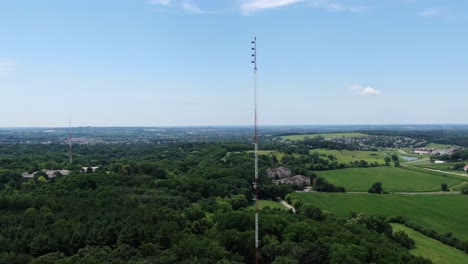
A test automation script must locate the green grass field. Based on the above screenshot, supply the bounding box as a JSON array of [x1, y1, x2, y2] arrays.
[[281, 133, 367, 141], [316, 167, 463, 192], [297, 192, 468, 240], [424, 143, 459, 149], [249, 200, 287, 210], [411, 161, 468, 172], [392, 224, 468, 264], [247, 150, 286, 162], [311, 149, 387, 164], [451, 181, 468, 191]]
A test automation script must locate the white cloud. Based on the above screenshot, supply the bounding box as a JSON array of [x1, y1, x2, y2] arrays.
[[348, 84, 382, 96], [148, 0, 213, 14], [148, 0, 172, 5], [241, 0, 305, 14], [419, 8, 455, 20], [148, 0, 367, 15], [308, 0, 367, 13], [361, 87, 382, 96], [181, 0, 210, 14]]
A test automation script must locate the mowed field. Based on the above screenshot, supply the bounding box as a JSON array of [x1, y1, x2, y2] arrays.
[[248, 150, 286, 161], [316, 167, 463, 192], [311, 149, 387, 164], [412, 160, 468, 172], [249, 200, 286, 210], [297, 193, 468, 240], [281, 133, 367, 141], [392, 224, 468, 264]]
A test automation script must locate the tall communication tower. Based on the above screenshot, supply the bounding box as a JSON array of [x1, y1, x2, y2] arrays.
[[251, 37, 259, 264], [68, 117, 73, 164]]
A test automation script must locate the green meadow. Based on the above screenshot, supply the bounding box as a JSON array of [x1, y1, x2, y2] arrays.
[[297, 192, 468, 240], [248, 150, 286, 161], [412, 161, 468, 172], [281, 133, 367, 141], [249, 200, 287, 210], [424, 143, 459, 149], [311, 149, 387, 164], [316, 167, 463, 192], [392, 224, 468, 264]]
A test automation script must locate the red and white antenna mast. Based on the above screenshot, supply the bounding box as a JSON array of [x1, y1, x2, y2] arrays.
[[251, 37, 259, 264], [68, 117, 73, 164]]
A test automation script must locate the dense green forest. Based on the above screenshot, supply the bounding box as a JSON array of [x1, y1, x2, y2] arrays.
[[0, 143, 432, 263]]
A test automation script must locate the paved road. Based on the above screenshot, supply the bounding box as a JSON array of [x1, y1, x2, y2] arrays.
[[422, 168, 468, 178], [277, 198, 296, 213]]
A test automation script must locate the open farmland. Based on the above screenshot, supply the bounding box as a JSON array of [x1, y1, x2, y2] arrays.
[[316, 167, 463, 192], [297, 192, 468, 240], [411, 160, 468, 172], [281, 132, 367, 141], [392, 224, 468, 264], [311, 149, 387, 164]]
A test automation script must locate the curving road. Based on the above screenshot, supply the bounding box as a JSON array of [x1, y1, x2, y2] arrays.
[[422, 168, 468, 178]]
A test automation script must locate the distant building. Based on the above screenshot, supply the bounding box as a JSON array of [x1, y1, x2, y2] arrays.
[[22, 172, 36, 179], [82, 167, 99, 173], [413, 148, 432, 155], [266, 167, 291, 179], [22, 169, 70, 179], [45, 170, 70, 177], [278, 175, 311, 186], [464, 165, 468, 172], [434, 160, 447, 164], [432, 148, 459, 155]]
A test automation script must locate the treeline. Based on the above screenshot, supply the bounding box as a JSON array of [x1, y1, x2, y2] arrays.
[[430, 149, 468, 167], [362, 130, 468, 147], [0, 143, 431, 263], [309, 173, 346, 192], [390, 216, 468, 254], [279, 152, 380, 172]]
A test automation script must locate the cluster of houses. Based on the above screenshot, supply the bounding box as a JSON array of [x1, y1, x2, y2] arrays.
[[266, 167, 311, 187], [22, 170, 70, 179], [413, 148, 459, 155], [22, 167, 99, 179]]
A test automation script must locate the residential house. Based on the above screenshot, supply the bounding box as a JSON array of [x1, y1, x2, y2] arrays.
[[278, 175, 311, 186], [266, 167, 291, 179]]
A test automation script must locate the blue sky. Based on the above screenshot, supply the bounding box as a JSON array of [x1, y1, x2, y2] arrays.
[[0, 0, 467, 127]]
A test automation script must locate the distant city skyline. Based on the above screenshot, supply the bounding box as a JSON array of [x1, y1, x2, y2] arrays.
[[1, 0, 467, 127]]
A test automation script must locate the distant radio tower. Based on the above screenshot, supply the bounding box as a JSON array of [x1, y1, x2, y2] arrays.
[[68, 117, 73, 164], [251, 37, 259, 264]]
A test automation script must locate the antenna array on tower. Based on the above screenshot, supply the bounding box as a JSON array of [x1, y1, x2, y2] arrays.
[[251, 37, 259, 264], [69, 118, 73, 164]]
